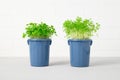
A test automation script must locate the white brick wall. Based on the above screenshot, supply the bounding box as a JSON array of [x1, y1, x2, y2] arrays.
[[0, 0, 120, 57]]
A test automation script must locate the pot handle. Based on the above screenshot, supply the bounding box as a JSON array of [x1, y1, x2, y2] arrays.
[[68, 40, 71, 45], [49, 40, 52, 45], [90, 40, 92, 46], [27, 39, 29, 45]]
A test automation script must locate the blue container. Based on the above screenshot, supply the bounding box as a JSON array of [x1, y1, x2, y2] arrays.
[[68, 39, 92, 67], [27, 39, 51, 67]]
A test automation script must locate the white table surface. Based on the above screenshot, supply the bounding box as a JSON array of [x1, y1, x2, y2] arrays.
[[0, 57, 120, 80]]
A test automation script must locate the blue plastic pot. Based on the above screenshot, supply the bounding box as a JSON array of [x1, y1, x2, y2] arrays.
[[27, 39, 51, 67], [68, 39, 92, 67]]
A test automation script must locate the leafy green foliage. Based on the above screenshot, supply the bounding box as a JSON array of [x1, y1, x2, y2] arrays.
[[22, 22, 56, 39], [63, 17, 100, 39]]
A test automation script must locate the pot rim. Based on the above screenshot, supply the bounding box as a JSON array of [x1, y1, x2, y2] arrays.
[[27, 39, 52, 45], [68, 39, 92, 45], [68, 39, 92, 42], [28, 38, 51, 41]]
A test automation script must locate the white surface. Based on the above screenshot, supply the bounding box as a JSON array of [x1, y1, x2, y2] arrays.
[[0, 57, 120, 80], [0, 0, 120, 57]]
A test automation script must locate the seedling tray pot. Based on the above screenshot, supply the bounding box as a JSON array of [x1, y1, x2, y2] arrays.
[[27, 39, 51, 67], [68, 39, 92, 67]]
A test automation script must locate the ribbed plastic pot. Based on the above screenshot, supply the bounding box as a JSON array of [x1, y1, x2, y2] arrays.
[[27, 39, 51, 67], [68, 39, 92, 67]]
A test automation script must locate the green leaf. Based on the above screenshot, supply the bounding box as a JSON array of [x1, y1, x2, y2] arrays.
[[22, 33, 26, 38], [63, 17, 100, 39], [22, 22, 57, 39]]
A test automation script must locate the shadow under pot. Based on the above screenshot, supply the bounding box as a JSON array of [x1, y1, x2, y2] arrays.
[[68, 39, 92, 67], [27, 39, 51, 67]]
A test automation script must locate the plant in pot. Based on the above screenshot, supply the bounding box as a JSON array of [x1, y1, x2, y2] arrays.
[[22, 22, 56, 67], [63, 17, 100, 67]]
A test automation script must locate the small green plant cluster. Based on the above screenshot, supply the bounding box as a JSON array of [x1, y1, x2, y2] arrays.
[[22, 22, 56, 39], [63, 17, 100, 40]]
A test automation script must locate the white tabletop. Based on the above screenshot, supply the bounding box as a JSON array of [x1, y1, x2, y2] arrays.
[[0, 57, 120, 80]]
